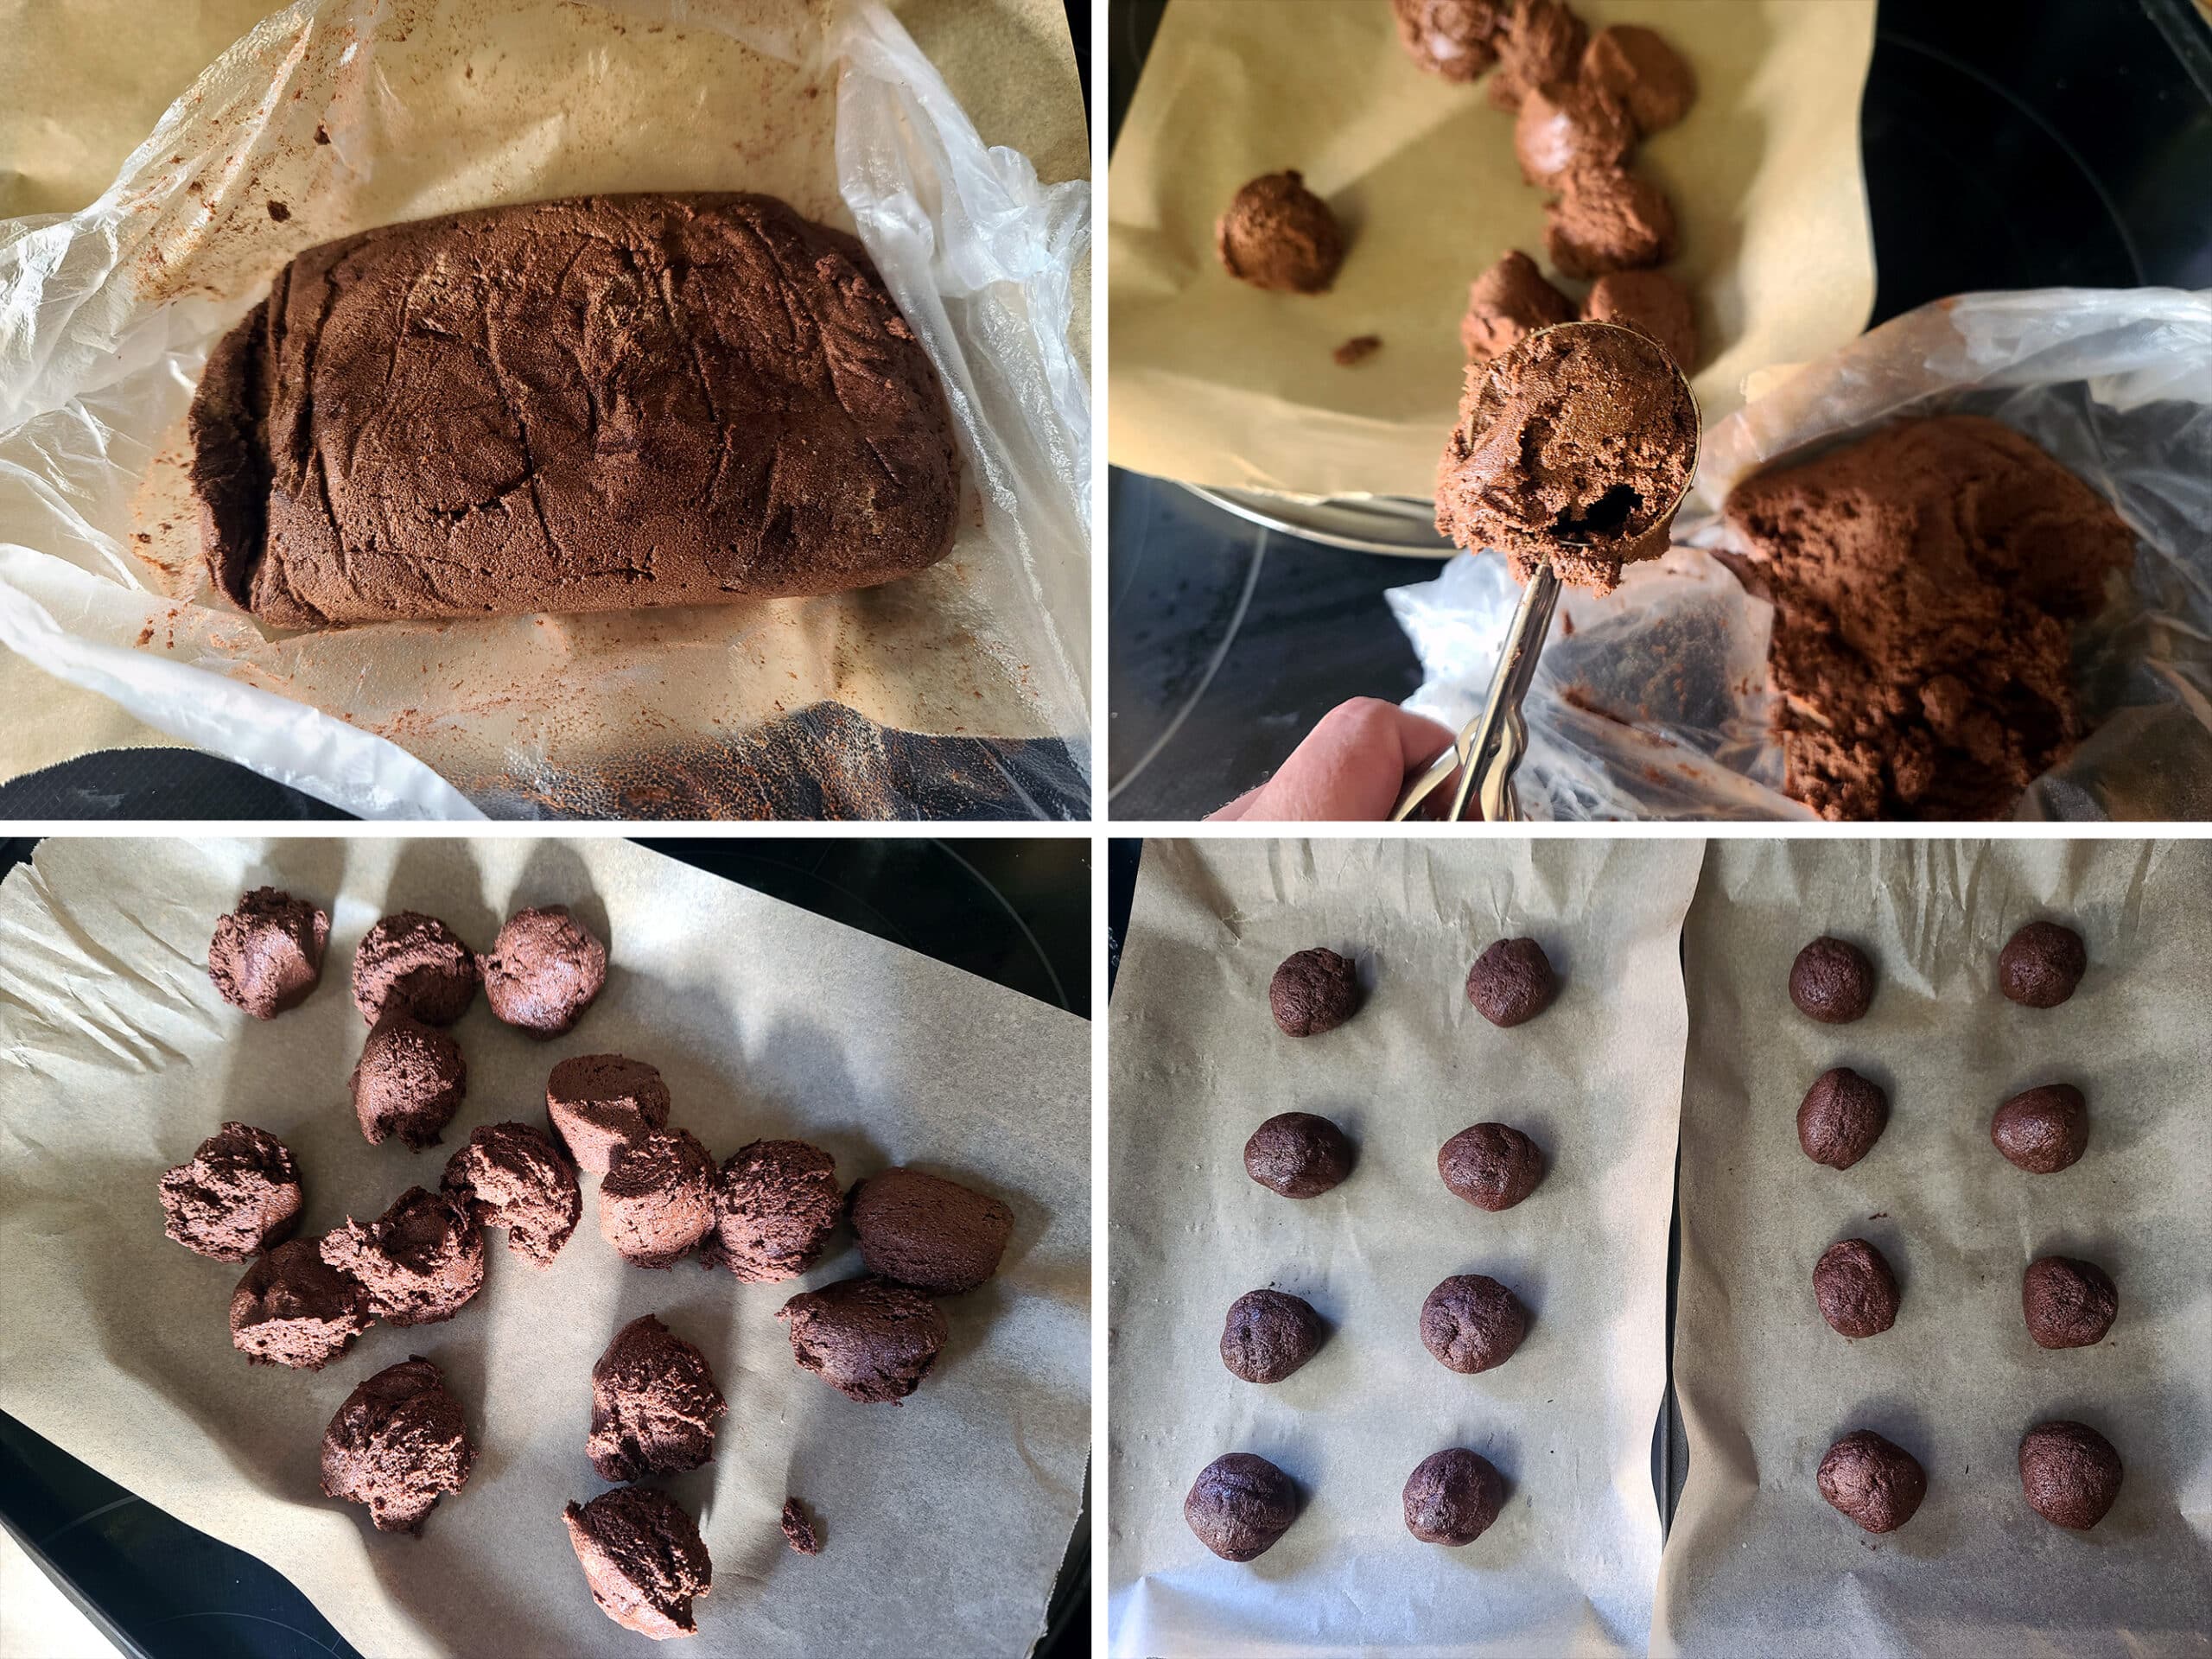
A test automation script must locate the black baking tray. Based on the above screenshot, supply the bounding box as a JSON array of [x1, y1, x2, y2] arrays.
[[0, 836, 1091, 1659]]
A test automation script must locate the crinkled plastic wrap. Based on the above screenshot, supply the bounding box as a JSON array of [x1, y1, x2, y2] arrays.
[[0, 0, 1090, 820], [1390, 288, 2212, 822]]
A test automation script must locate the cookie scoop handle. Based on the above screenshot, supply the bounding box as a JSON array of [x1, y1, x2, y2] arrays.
[[1390, 560, 1561, 822]]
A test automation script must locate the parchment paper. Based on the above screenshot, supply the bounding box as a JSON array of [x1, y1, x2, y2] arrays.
[[1656, 838, 2212, 1656], [0, 836, 1090, 1657], [1107, 837, 1707, 1656], [1108, 0, 1876, 498]]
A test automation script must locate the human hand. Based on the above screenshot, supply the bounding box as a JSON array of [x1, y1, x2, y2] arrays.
[[1208, 699, 1457, 822]]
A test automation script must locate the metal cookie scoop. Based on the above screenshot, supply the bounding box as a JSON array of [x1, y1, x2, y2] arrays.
[[1393, 321, 1700, 823]]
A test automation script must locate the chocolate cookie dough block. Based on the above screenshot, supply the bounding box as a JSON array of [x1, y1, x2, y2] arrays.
[[351, 1012, 467, 1150], [1219, 1289, 1325, 1383], [699, 1139, 842, 1281], [480, 906, 606, 1036], [190, 194, 959, 626], [1402, 1448, 1505, 1545], [2019, 1421, 2121, 1529], [588, 1314, 727, 1482], [353, 913, 479, 1027], [442, 1122, 580, 1266], [600, 1128, 717, 1268], [1216, 173, 1345, 294], [1185, 1453, 1299, 1561], [1999, 921, 2086, 1007], [1460, 251, 1576, 366], [1438, 1122, 1546, 1211], [1268, 948, 1361, 1038], [320, 1185, 485, 1325], [1392, 0, 1504, 81], [229, 1237, 373, 1370], [1243, 1113, 1355, 1198], [850, 1166, 1014, 1294], [777, 1275, 948, 1403], [208, 888, 328, 1019], [545, 1053, 671, 1175], [321, 1357, 476, 1535], [564, 1484, 712, 1640], [160, 1122, 302, 1262], [1817, 1430, 1925, 1534]]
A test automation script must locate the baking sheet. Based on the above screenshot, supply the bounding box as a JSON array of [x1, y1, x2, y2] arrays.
[[0, 836, 1090, 1657], [1656, 838, 2212, 1656], [1107, 837, 1707, 1656], [1108, 0, 1877, 499]]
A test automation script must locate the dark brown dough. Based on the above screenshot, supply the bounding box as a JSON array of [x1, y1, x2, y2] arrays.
[[159, 1122, 302, 1262], [1797, 1067, 1888, 1170], [1460, 249, 1577, 365], [228, 1236, 373, 1370], [1465, 938, 1557, 1026], [320, 1357, 476, 1535], [1402, 1447, 1505, 1545], [1438, 1122, 1547, 1211], [776, 1275, 948, 1404], [1813, 1238, 1898, 1338], [1488, 0, 1586, 111], [352, 912, 479, 1027], [1817, 1430, 1925, 1534], [2022, 1255, 2117, 1349], [1269, 948, 1361, 1038], [479, 906, 606, 1036], [1184, 1453, 1299, 1561], [1420, 1274, 1528, 1374], [1789, 936, 1873, 1023], [1219, 1289, 1325, 1384], [564, 1484, 712, 1640], [1216, 172, 1344, 295], [1542, 166, 1676, 278], [1243, 1113, 1355, 1199], [350, 1012, 467, 1150], [2018, 1421, 2122, 1529], [1583, 270, 1698, 372], [600, 1128, 717, 1268], [1515, 79, 1634, 188], [780, 1497, 823, 1555], [1992, 1084, 2088, 1173], [698, 1139, 842, 1282], [1580, 24, 1695, 134], [1391, 0, 1504, 80], [441, 1122, 580, 1267], [320, 1185, 485, 1325], [1999, 921, 2087, 1008], [544, 1052, 671, 1175], [588, 1313, 728, 1482], [207, 888, 328, 1019], [851, 1166, 1014, 1294]]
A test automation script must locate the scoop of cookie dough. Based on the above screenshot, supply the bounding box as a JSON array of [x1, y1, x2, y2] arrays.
[[321, 1357, 476, 1535], [321, 1186, 485, 1325], [352, 912, 480, 1027], [160, 1122, 302, 1262], [1439, 1122, 1547, 1211], [588, 1314, 728, 1482], [2019, 1421, 2121, 1529], [1796, 1067, 1889, 1170], [1184, 1452, 1299, 1561], [1487, 0, 1586, 111], [1268, 947, 1362, 1038], [1814, 1238, 1899, 1338], [1817, 1430, 1925, 1534], [1543, 166, 1676, 278], [1460, 249, 1577, 365], [351, 1012, 467, 1150], [1391, 0, 1503, 80], [545, 1053, 672, 1174], [1243, 1112, 1355, 1199], [1402, 1447, 1505, 1545], [601, 1128, 717, 1268], [480, 906, 607, 1036], [1583, 270, 1698, 371], [850, 1166, 1014, 1294], [564, 1484, 713, 1640], [777, 1275, 949, 1404], [442, 1122, 580, 1267], [1992, 1084, 2088, 1173], [1466, 936, 1559, 1027], [1421, 1273, 1528, 1374], [1216, 171, 1344, 295], [1220, 1289, 1326, 1384], [1515, 79, 1634, 187], [229, 1237, 373, 1370], [1789, 936, 1874, 1023], [1999, 920, 2086, 1008], [1580, 23, 1694, 133], [1435, 323, 1695, 594], [698, 1139, 842, 1282], [208, 888, 329, 1019], [2022, 1255, 2117, 1349]]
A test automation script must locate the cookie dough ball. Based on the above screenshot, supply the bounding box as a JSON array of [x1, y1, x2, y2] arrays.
[[564, 1484, 712, 1641], [1438, 1122, 1547, 1211], [699, 1139, 842, 1281], [1789, 936, 1874, 1023], [1184, 1453, 1299, 1562], [1543, 166, 1676, 278], [1220, 1289, 1326, 1384], [601, 1128, 716, 1269], [1421, 1273, 1528, 1374], [1460, 249, 1577, 365], [159, 1122, 302, 1261], [1584, 270, 1698, 372], [1992, 1084, 2088, 1173], [351, 1013, 467, 1150], [320, 1357, 476, 1535], [851, 1166, 1013, 1294], [1580, 23, 1695, 134], [1515, 79, 1634, 187], [229, 1237, 373, 1370], [208, 888, 328, 1019], [545, 1053, 671, 1175], [588, 1314, 728, 1482], [442, 1122, 580, 1267], [1466, 938, 1557, 1026], [1402, 1447, 1505, 1545], [2023, 1255, 2117, 1349], [1797, 1067, 1889, 1170], [2019, 1421, 2122, 1530], [1999, 921, 2087, 1008], [1216, 171, 1345, 295], [320, 1186, 485, 1325], [480, 906, 606, 1036], [1488, 0, 1586, 111], [1814, 1238, 1899, 1338], [1243, 1112, 1355, 1199], [1269, 948, 1362, 1037], [777, 1275, 949, 1403], [352, 912, 479, 1027], [1392, 0, 1503, 80], [1817, 1430, 1926, 1534]]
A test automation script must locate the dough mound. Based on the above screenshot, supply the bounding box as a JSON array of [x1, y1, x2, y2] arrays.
[[699, 1139, 843, 1282], [352, 912, 480, 1027], [1583, 270, 1698, 372], [852, 1166, 1014, 1294], [160, 1122, 302, 1262], [1219, 1289, 1326, 1384], [1999, 920, 2087, 1008], [601, 1128, 717, 1268], [1391, 0, 1504, 81], [1991, 1084, 2088, 1173], [1420, 1273, 1528, 1374], [321, 1357, 476, 1535], [588, 1314, 728, 1482], [1215, 172, 1344, 295], [1465, 937, 1559, 1026], [1796, 1067, 1890, 1171], [1243, 1112, 1355, 1199], [1438, 1122, 1546, 1211], [1813, 1238, 1899, 1338], [1488, 0, 1586, 111], [229, 1237, 373, 1370], [1817, 1430, 1925, 1534], [1542, 166, 1676, 278], [546, 1052, 672, 1175], [1268, 947, 1362, 1038], [1184, 1452, 1299, 1561], [1461, 250, 1576, 366], [2018, 1421, 2122, 1530], [564, 1484, 713, 1640], [1402, 1447, 1505, 1545], [480, 906, 607, 1036], [207, 887, 329, 1019], [1580, 24, 1694, 134], [442, 1122, 581, 1267], [320, 1185, 486, 1325], [351, 1012, 467, 1150], [2022, 1255, 2117, 1349], [777, 1275, 949, 1404], [1515, 79, 1634, 187], [1789, 936, 1873, 1024]]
